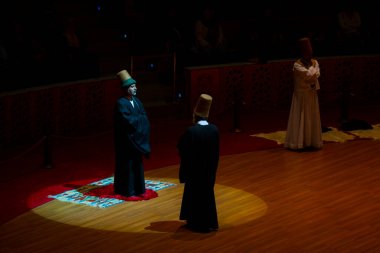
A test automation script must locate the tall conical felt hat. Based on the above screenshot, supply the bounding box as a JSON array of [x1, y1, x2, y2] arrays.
[[194, 94, 213, 118], [117, 69, 136, 88], [298, 37, 313, 55]]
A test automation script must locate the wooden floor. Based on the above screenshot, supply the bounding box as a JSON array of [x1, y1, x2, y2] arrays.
[[1, 137, 380, 253]]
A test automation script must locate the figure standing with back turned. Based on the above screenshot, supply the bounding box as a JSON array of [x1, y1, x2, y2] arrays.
[[177, 94, 220, 233]]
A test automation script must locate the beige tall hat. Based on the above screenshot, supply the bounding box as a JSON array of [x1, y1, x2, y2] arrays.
[[117, 69, 136, 88], [194, 94, 213, 118]]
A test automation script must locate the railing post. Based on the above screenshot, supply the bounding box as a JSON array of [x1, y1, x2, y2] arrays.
[[44, 134, 53, 169], [231, 84, 242, 133]]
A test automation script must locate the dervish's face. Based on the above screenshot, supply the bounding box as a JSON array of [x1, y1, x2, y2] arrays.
[[127, 84, 137, 96], [302, 48, 312, 61]]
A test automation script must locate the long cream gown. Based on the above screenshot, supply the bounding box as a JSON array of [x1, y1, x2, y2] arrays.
[[284, 59, 323, 150]]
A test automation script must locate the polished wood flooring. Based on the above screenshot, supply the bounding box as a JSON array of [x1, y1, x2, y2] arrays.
[[1, 137, 380, 253]]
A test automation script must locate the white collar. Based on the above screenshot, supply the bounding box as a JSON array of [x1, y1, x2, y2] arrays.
[[197, 120, 209, 125]]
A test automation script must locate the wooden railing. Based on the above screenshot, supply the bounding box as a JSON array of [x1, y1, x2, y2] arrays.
[[184, 55, 380, 117], [1, 55, 380, 146]]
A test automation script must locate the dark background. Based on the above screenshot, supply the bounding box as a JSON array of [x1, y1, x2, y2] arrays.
[[1, 0, 379, 91]]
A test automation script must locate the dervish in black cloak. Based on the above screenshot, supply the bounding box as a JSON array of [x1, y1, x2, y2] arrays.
[[113, 70, 150, 197], [177, 94, 219, 233]]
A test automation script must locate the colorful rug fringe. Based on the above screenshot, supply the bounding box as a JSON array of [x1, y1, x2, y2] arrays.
[[48, 178, 176, 208]]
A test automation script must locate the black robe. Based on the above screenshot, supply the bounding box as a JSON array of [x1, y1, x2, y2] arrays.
[[113, 96, 150, 197], [177, 123, 219, 231]]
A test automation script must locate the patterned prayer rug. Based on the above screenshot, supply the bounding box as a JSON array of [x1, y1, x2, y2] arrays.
[[251, 127, 356, 145], [48, 177, 176, 208]]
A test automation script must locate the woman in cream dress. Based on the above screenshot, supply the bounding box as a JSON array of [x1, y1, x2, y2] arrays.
[[284, 38, 323, 150]]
